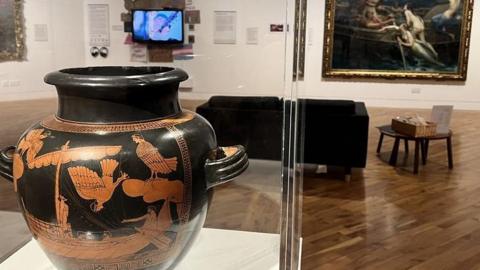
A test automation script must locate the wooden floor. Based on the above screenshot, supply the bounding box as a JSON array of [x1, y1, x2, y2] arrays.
[[302, 107, 480, 270], [2, 99, 480, 269]]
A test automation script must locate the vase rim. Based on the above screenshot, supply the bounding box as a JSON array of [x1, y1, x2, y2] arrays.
[[44, 66, 188, 88]]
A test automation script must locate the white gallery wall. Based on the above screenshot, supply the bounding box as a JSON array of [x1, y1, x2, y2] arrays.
[[83, 0, 289, 99], [0, 0, 85, 101], [72, 0, 480, 109], [0, 0, 479, 110]]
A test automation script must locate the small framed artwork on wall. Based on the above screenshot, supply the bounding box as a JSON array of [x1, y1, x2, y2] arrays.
[[322, 0, 474, 81]]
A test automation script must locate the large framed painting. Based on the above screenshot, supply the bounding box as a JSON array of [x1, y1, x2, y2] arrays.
[[0, 0, 25, 62], [322, 0, 474, 81]]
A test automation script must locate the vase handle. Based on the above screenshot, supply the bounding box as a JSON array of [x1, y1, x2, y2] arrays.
[[0, 146, 15, 182], [205, 145, 248, 190]]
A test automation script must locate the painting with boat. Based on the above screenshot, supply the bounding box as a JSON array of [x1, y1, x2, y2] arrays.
[[322, 0, 474, 80]]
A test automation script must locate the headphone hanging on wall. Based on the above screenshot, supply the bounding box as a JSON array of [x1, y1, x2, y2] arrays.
[[90, 47, 109, 58], [99, 47, 109, 58], [90, 47, 99, 57]]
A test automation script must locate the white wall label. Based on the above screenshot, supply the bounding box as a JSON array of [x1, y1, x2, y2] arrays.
[[130, 43, 147, 63], [34, 24, 48, 42], [431, 106, 454, 134], [111, 25, 123, 32], [88, 4, 110, 47], [307, 27, 313, 46], [246, 27, 259, 45], [214, 11, 237, 44]]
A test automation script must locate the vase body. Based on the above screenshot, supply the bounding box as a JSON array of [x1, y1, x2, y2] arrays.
[[7, 67, 248, 270]]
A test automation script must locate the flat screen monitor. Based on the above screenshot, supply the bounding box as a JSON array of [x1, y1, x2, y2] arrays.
[[132, 9, 184, 43]]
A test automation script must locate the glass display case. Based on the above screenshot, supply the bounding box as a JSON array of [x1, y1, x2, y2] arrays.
[[3, 0, 478, 269], [0, 0, 304, 269]]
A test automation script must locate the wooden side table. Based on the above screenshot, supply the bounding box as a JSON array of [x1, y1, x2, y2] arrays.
[[377, 125, 453, 174]]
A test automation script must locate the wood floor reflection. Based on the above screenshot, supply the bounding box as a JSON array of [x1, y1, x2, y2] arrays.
[[302, 108, 480, 270], [205, 181, 281, 233]]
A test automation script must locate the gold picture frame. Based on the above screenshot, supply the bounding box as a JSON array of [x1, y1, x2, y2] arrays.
[[322, 0, 474, 81], [0, 0, 26, 62]]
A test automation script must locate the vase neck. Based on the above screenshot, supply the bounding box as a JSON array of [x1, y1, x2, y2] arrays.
[[56, 84, 182, 123], [44, 67, 188, 124]]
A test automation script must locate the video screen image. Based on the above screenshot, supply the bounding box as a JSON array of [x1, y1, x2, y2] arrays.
[[133, 10, 183, 42]]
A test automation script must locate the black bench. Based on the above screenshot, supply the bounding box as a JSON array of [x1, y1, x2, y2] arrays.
[[196, 96, 370, 178]]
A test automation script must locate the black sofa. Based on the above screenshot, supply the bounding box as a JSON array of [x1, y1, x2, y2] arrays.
[[196, 96, 369, 175], [196, 96, 283, 160], [296, 99, 369, 173]]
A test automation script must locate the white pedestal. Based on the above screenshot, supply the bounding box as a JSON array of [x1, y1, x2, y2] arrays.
[[0, 228, 280, 270]]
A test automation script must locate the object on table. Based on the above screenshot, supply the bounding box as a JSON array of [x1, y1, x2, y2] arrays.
[[392, 116, 437, 137], [431, 105, 454, 134]]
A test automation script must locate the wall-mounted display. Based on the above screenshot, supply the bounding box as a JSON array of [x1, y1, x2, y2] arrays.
[[270, 24, 284, 32], [88, 4, 110, 47], [132, 9, 184, 44], [214, 11, 237, 44], [34, 24, 49, 42], [185, 10, 201, 24], [130, 43, 148, 62], [121, 0, 195, 62], [322, 0, 474, 81], [148, 46, 174, 62], [0, 0, 25, 62], [246, 27, 259, 44], [185, 0, 195, 11], [172, 44, 194, 60]]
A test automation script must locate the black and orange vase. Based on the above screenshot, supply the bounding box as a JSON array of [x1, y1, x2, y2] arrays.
[[0, 67, 248, 270]]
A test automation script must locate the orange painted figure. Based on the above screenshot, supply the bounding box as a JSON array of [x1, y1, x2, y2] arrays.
[[17, 129, 48, 164], [68, 159, 129, 212], [14, 129, 49, 191], [57, 195, 73, 237], [122, 204, 175, 250], [12, 153, 24, 192], [131, 134, 178, 178]]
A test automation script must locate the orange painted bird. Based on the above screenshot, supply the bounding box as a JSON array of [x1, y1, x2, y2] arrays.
[[68, 159, 128, 212], [131, 134, 178, 178]]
